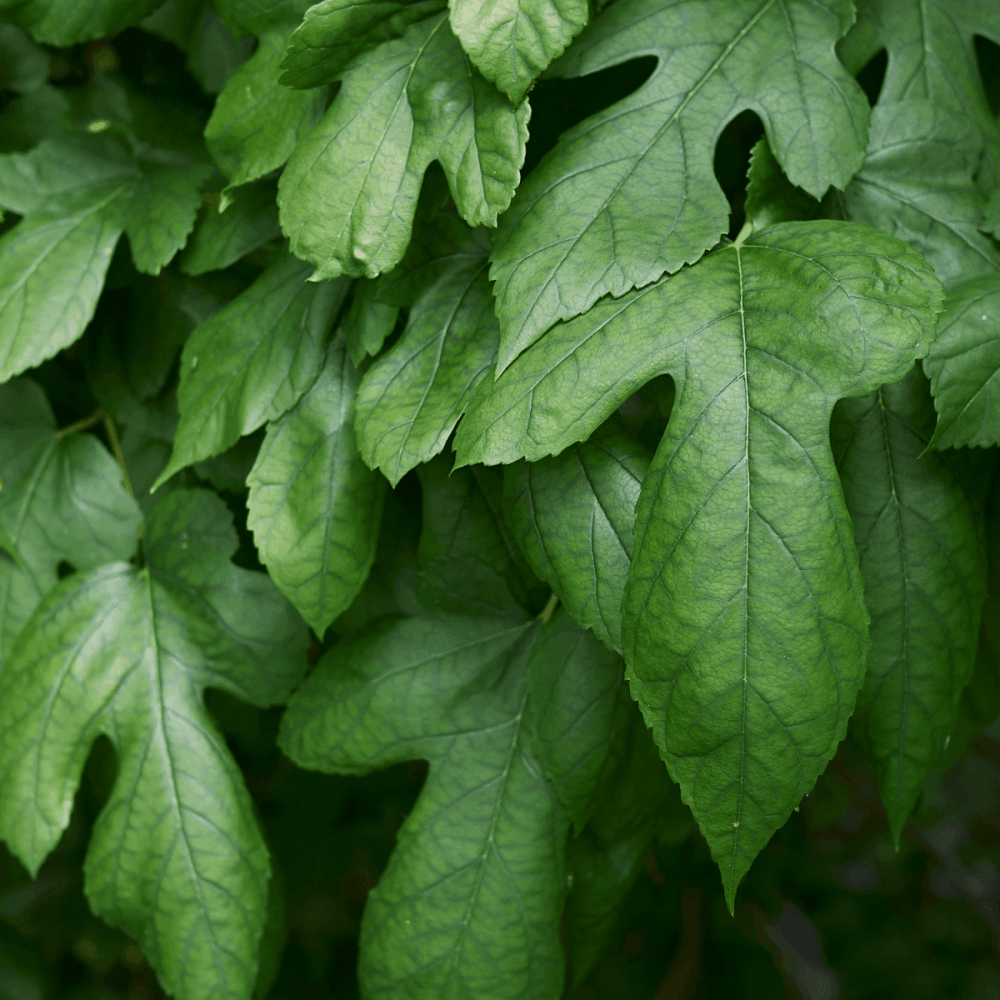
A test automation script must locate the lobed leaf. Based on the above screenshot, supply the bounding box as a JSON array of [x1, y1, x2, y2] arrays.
[[277, 13, 528, 281], [247, 341, 386, 636], [457, 221, 942, 907], [489, 0, 870, 371], [0, 489, 307, 1000], [279, 606, 621, 1000]]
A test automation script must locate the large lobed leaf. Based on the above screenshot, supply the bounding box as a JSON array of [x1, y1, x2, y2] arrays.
[[279, 606, 623, 1000], [0, 489, 308, 1000], [457, 220, 942, 907], [489, 0, 870, 370]]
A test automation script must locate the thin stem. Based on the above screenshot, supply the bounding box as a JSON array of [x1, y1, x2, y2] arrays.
[[101, 412, 135, 499], [54, 409, 104, 439], [539, 593, 559, 623]]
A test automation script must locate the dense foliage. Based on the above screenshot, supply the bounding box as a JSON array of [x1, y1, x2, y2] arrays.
[[0, 0, 998, 998]]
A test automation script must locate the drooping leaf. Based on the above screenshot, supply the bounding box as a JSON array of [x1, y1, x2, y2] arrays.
[[488, 0, 870, 371], [0, 488, 308, 1000], [354, 228, 498, 485], [278, 0, 445, 89], [181, 182, 282, 276], [841, 0, 1000, 190], [832, 369, 988, 844], [247, 341, 386, 637], [279, 606, 620, 1000], [925, 274, 1000, 449], [122, 162, 213, 275], [342, 278, 400, 366], [456, 221, 942, 907], [204, 25, 328, 199], [504, 418, 650, 653], [448, 0, 588, 104], [0, 378, 142, 660], [152, 253, 350, 488], [0, 0, 167, 46], [277, 13, 528, 281], [832, 101, 1000, 287]]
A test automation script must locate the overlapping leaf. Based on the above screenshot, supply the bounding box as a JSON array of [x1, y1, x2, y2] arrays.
[[0, 129, 209, 382], [181, 180, 282, 276], [0, 489, 308, 1000], [831, 101, 1000, 287], [152, 253, 349, 488], [354, 227, 498, 485], [342, 278, 400, 365], [833, 370, 987, 843], [0, 378, 142, 660], [277, 11, 528, 281], [457, 221, 942, 906], [841, 0, 1000, 189], [449, 0, 588, 104], [205, 21, 327, 199], [489, 0, 870, 370], [279, 606, 622, 1000], [503, 418, 650, 653], [247, 341, 386, 636], [925, 274, 1000, 449]]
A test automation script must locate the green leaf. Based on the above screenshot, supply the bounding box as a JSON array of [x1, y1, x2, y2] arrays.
[[832, 369, 988, 845], [279, 606, 621, 1000], [123, 162, 213, 275], [0, 489, 307, 1000], [448, 0, 588, 104], [744, 137, 821, 231], [925, 274, 1000, 449], [843, 0, 1000, 190], [0, 378, 142, 659], [0, 0, 166, 45], [456, 221, 942, 907], [504, 419, 650, 653], [354, 228, 498, 485], [247, 341, 386, 636], [153, 253, 350, 489], [342, 278, 400, 366], [526, 609, 625, 828], [417, 457, 539, 615], [277, 13, 528, 281], [214, 0, 314, 37], [204, 27, 328, 197], [180, 181, 282, 276], [833, 101, 1000, 287], [278, 0, 446, 89], [489, 0, 870, 371], [0, 25, 49, 94]]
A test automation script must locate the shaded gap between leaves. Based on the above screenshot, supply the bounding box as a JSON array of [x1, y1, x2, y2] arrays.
[[714, 110, 764, 239], [521, 57, 657, 178], [975, 36, 1000, 117], [856, 49, 888, 109]]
